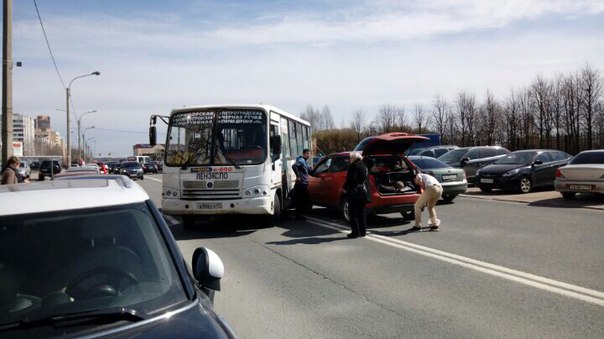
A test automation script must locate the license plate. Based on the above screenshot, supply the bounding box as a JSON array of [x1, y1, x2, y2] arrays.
[[480, 178, 494, 184], [568, 184, 592, 191], [442, 174, 457, 181], [198, 202, 223, 209]]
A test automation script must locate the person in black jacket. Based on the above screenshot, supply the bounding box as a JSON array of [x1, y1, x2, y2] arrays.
[[343, 151, 371, 238]]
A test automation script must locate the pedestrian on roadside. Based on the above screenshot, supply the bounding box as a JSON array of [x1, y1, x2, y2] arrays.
[[292, 148, 312, 220], [1, 156, 24, 185], [343, 151, 371, 238], [412, 172, 443, 231]]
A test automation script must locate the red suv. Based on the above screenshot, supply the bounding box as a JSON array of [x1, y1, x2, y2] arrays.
[[308, 132, 427, 222]]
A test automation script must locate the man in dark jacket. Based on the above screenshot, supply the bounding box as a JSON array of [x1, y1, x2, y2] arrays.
[[292, 148, 311, 220], [343, 151, 371, 238]]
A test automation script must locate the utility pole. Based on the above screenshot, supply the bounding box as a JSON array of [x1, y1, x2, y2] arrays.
[[2, 0, 13, 165]]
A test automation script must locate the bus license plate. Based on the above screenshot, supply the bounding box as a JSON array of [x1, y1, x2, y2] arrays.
[[568, 184, 592, 191], [198, 202, 223, 209]]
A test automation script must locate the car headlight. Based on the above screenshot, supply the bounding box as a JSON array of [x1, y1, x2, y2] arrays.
[[243, 185, 270, 198], [502, 168, 520, 177]]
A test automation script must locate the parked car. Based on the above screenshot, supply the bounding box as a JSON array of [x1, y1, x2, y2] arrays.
[[17, 161, 31, 178], [29, 160, 40, 170], [555, 149, 604, 199], [475, 149, 572, 193], [54, 166, 100, 179], [309, 132, 425, 222], [0, 176, 235, 338], [408, 156, 467, 202], [151, 160, 163, 172], [38, 160, 63, 181], [143, 162, 159, 174], [119, 161, 144, 180], [407, 145, 458, 158], [438, 146, 510, 183]]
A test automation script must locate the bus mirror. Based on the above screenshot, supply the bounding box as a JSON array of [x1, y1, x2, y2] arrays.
[[149, 126, 157, 146]]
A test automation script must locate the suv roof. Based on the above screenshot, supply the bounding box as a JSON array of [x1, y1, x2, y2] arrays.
[[0, 175, 148, 216]]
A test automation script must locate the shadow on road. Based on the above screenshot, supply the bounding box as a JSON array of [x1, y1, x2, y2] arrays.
[[529, 193, 604, 209], [171, 215, 264, 241]]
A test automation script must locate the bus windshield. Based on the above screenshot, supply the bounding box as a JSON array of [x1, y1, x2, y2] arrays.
[[165, 109, 267, 167]]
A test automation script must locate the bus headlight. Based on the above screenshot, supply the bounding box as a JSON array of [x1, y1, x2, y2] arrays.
[[244, 185, 270, 198], [164, 188, 180, 199]]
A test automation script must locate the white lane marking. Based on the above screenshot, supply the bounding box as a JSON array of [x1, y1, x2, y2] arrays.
[[145, 176, 162, 182], [306, 217, 604, 307]]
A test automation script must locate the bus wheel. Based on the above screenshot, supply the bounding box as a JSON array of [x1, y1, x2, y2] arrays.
[[182, 216, 195, 229], [263, 193, 281, 227]]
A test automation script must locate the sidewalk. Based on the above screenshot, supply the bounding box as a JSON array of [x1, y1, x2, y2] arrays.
[[460, 187, 604, 211]]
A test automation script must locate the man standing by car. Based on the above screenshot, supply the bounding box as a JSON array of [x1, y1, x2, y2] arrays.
[[292, 148, 311, 220], [412, 173, 443, 231], [344, 152, 371, 238]]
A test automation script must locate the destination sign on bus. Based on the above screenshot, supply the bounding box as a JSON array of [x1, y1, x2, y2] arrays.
[[171, 110, 264, 127]]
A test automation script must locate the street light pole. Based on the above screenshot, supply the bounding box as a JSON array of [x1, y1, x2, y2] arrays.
[[76, 110, 97, 161], [66, 71, 100, 167]]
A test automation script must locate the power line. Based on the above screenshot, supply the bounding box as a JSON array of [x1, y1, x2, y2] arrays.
[[33, 0, 65, 89]]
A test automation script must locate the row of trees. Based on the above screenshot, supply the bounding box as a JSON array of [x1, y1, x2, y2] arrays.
[[305, 65, 603, 155]]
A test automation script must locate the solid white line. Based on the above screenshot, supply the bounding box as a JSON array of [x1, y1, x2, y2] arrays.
[[306, 217, 604, 307], [145, 176, 162, 182]]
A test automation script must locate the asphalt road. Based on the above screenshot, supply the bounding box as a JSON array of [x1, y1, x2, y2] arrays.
[[139, 176, 604, 338]]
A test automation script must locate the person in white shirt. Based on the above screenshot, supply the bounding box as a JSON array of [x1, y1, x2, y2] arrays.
[[412, 173, 443, 230]]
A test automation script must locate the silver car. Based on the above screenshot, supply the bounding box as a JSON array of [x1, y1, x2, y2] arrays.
[[555, 149, 604, 199], [17, 161, 31, 178]]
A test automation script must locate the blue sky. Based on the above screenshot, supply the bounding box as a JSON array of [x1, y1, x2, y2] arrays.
[[3, 0, 604, 156]]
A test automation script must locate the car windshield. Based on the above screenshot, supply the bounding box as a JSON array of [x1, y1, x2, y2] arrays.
[[0, 203, 187, 332], [122, 162, 140, 168], [496, 151, 536, 165], [438, 148, 468, 162], [410, 157, 450, 169], [570, 151, 604, 164]]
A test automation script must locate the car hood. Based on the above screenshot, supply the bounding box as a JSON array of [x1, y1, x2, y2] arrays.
[[480, 163, 527, 174], [360, 133, 428, 156]]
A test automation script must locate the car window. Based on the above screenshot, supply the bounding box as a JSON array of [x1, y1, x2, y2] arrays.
[[411, 157, 450, 169], [328, 158, 349, 172], [314, 158, 332, 174], [0, 203, 187, 328], [466, 149, 480, 159], [569, 151, 604, 164], [419, 149, 435, 157], [434, 148, 449, 157], [439, 148, 469, 162], [495, 148, 509, 155], [479, 148, 497, 158], [535, 152, 551, 163], [551, 151, 570, 161]]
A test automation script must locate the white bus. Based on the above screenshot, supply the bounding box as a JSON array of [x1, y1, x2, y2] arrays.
[[149, 104, 311, 227]]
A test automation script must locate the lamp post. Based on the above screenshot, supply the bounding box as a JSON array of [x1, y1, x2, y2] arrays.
[[77, 111, 97, 160], [66, 71, 100, 166], [83, 136, 95, 163]]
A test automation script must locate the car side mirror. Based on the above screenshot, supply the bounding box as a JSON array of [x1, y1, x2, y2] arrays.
[[192, 247, 224, 292], [460, 157, 469, 166], [533, 159, 543, 166]]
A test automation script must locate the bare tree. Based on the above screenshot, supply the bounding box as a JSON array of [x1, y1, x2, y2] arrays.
[[377, 104, 400, 133], [456, 91, 477, 146], [350, 110, 365, 142], [503, 90, 520, 150], [431, 94, 448, 140], [478, 90, 501, 146], [579, 64, 603, 150], [413, 103, 429, 134], [300, 105, 322, 130], [530, 75, 553, 148], [321, 105, 335, 130]]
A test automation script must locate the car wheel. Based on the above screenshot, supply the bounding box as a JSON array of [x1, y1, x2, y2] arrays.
[[479, 185, 492, 193], [519, 177, 532, 193], [340, 198, 351, 224], [443, 194, 456, 202], [141, 175, 144, 180], [562, 192, 575, 200]]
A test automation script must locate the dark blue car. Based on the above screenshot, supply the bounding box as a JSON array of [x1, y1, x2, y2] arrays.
[[474, 149, 572, 193]]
